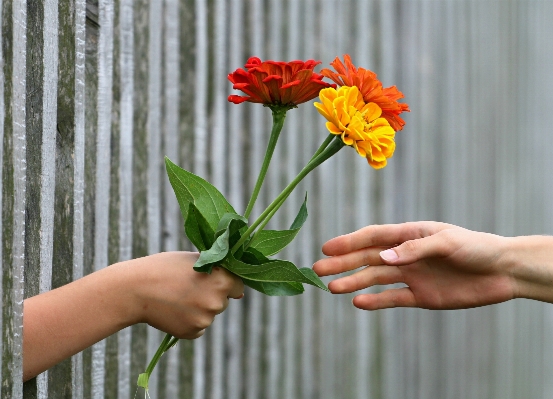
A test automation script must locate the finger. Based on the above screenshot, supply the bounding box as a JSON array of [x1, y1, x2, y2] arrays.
[[215, 298, 230, 315], [212, 266, 245, 299], [328, 266, 404, 294], [322, 222, 450, 256], [379, 229, 459, 266], [352, 288, 417, 310], [193, 329, 206, 339], [313, 247, 387, 277], [227, 273, 245, 299]]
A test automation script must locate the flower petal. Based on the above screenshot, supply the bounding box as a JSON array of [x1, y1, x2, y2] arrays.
[[228, 57, 335, 107], [320, 55, 409, 131]]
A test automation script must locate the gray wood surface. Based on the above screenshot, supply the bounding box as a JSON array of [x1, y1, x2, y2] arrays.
[[2, 1, 553, 398]]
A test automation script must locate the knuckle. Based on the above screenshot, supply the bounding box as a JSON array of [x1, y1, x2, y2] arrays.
[[371, 270, 384, 286], [403, 239, 419, 254], [184, 329, 206, 340], [351, 272, 367, 290], [193, 315, 214, 331], [436, 229, 459, 255], [207, 298, 227, 314], [361, 249, 373, 266], [387, 291, 401, 308], [235, 278, 245, 293]]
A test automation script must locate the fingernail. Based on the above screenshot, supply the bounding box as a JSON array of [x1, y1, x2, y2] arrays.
[[380, 249, 398, 262]]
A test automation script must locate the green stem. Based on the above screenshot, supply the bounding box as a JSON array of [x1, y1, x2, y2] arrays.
[[232, 137, 345, 253], [143, 333, 173, 377], [245, 134, 335, 248], [246, 195, 288, 249], [165, 336, 179, 351], [310, 134, 334, 162], [243, 108, 288, 219]]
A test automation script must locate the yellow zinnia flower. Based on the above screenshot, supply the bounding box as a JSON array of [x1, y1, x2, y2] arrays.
[[314, 86, 365, 145], [314, 86, 396, 169]]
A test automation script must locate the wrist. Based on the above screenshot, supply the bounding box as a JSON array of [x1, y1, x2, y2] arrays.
[[118, 252, 182, 327], [105, 257, 150, 328], [503, 235, 553, 303]]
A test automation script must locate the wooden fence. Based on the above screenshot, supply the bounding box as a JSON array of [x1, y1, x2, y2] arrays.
[[2, 0, 553, 398]]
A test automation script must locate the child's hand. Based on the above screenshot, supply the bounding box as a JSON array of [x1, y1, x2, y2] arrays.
[[128, 252, 244, 338], [23, 251, 244, 381]]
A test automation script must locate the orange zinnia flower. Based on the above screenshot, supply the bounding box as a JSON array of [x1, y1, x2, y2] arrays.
[[320, 55, 409, 131], [315, 86, 396, 169], [228, 57, 336, 109]]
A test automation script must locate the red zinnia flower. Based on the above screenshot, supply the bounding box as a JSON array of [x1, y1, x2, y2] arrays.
[[228, 57, 336, 108], [320, 54, 410, 131]]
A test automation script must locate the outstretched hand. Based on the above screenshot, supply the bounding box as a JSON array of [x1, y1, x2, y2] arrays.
[[313, 222, 519, 310], [23, 251, 244, 381]]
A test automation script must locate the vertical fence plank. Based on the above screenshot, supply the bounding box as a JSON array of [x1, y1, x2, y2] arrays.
[[354, 1, 375, 397], [23, 1, 45, 396], [116, 1, 133, 398], [192, 0, 208, 397], [82, 2, 101, 396], [39, 0, 59, 395], [12, 1, 27, 394], [282, 1, 299, 397], [542, 2, 553, 396], [105, 0, 120, 396], [130, 0, 149, 393], [0, 0, 4, 389], [441, 2, 470, 399], [208, 1, 227, 398], [225, 1, 245, 398], [47, 0, 79, 395], [299, 1, 324, 398], [71, 0, 87, 397], [318, 2, 339, 399], [145, 0, 163, 395], [1, 0, 27, 397], [91, 0, 114, 397], [161, 0, 181, 397], [244, 1, 265, 399], [265, 2, 282, 399], [22, 0, 59, 397], [378, 5, 406, 398], [177, 1, 196, 397]]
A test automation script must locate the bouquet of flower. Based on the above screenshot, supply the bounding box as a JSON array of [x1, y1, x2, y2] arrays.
[[137, 54, 409, 390]]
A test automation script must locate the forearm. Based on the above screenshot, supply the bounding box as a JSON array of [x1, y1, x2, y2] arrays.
[[505, 235, 553, 303], [23, 261, 139, 381]]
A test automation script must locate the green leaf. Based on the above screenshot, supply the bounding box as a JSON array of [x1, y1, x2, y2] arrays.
[[248, 193, 309, 256], [184, 203, 215, 251], [193, 216, 247, 274], [165, 157, 237, 232], [194, 229, 231, 273], [216, 213, 248, 255], [289, 192, 309, 229], [299, 268, 330, 292], [242, 279, 305, 296], [216, 213, 247, 238], [240, 247, 270, 265], [224, 256, 308, 283], [222, 252, 329, 293]]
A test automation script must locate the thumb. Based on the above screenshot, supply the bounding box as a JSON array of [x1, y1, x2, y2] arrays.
[[379, 233, 450, 265]]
